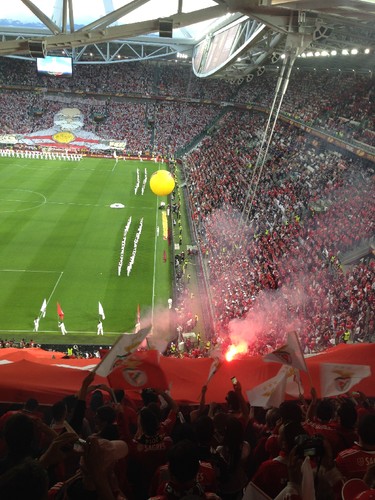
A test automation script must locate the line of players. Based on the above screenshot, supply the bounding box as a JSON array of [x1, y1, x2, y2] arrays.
[[33, 316, 104, 335], [0, 148, 83, 161]]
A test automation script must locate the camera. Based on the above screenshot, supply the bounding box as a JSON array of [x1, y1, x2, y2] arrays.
[[295, 434, 325, 458]]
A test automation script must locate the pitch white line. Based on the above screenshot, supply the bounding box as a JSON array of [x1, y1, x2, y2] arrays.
[[121, 205, 154, 210], [0, 269, 60, 273], [0, 198, 34, 203], [0, 329, 119, 335], [48, 201, 101, 207], [46, 271, 64, 308]]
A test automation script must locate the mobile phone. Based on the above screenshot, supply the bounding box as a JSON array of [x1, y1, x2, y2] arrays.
[[73, 438, 86, 453], [231, 376, 238, 386]]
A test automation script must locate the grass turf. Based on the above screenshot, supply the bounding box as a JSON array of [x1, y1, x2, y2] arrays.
[[0, 156, 172, 345]]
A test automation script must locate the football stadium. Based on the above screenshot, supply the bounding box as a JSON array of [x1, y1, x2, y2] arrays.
[[0, 1, 374, 498]]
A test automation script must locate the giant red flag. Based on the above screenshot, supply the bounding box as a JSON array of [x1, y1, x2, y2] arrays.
[[106, 349, 168, 392], [57, 302, 64, 320]]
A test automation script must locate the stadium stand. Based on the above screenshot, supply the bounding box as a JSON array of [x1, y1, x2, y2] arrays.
[[0, 58, 374, 352], [0, 49, 374, 499]]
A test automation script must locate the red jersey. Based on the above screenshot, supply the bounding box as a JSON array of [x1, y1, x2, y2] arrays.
[[151, 461, 217, 496], [303, 419, 341, 456], [251, 455, 288, 498], [336, 444, 375, 479]]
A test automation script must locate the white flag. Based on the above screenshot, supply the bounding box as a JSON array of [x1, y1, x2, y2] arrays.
[[98, 301, 105, 320], [206, 357, 221, 385], [246, 367, 287, 408], [320, 362, 371, 397], [263, 331, 308, 372], [95, 325, 151, 377], [243, 481, 272, 499], [40, 298, 47, 318], [280, 365, 304, 397]]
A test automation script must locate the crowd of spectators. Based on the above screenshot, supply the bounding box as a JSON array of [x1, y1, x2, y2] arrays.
[[0, 58, 374, 358], [0, 338, 39, 349], [233, 70, 375, 146], [1, 372, 375, 500], [0, 51, 375, 500], [0, 58, 373, 152], [184, 109, 374, 354]]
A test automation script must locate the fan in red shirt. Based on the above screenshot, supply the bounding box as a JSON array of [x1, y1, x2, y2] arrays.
[[250, 421, 307, 499], [149, 440, 220, 500], [336, 414, 375, 480]]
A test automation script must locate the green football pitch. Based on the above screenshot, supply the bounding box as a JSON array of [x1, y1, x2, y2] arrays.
[[0, 156, 172, 345]]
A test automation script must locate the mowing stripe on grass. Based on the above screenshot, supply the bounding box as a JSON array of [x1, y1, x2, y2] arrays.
[[0, 157, 172, 342]]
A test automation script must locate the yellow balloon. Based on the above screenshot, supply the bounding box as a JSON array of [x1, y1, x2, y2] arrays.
[[149, 170, 175, 196]]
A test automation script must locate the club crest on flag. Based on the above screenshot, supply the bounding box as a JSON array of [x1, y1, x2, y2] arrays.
[[107, 338, 144, 372], [320, 362, 371, 397], [111, 353, 132, 371], [95, 326, 151, 378], [122, 368, 148, 387], [272, 348, 292, 365], [335, 377, 351, 392], [263, 331, 308, 373], [261, 382, 278, 398], [333, 369, 355, 392]]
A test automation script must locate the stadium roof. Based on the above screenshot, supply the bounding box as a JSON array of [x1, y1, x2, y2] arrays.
[[0, 0, 374, 78]]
